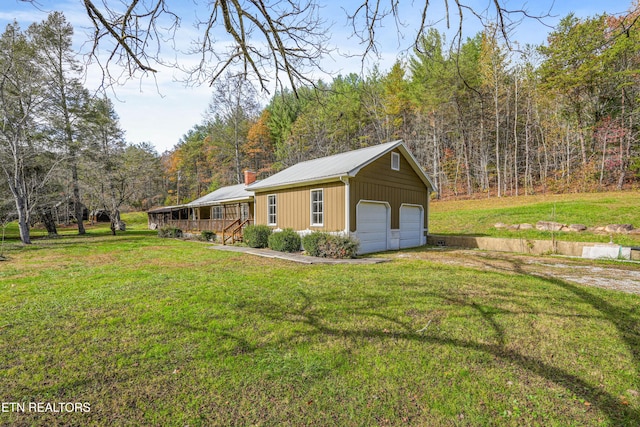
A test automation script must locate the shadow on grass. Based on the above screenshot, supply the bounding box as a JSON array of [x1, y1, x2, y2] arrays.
[[468, 255, 640, 424], [182, 266, 640, 425]]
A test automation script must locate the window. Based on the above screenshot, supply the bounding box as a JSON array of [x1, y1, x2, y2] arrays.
[[212, 206, 223, 220], [267, 194, 277, 226], [310, 189, 324, 226], [391, 152, 400, 171]]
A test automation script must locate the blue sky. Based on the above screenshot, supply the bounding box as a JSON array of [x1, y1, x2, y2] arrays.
[[0, 0, 636, 152]]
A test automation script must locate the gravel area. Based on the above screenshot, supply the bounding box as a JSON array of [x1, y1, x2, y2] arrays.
[[393, 248, 640, 294]]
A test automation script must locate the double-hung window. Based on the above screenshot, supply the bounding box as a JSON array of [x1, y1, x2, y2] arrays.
[[267, 194, 277, 226], [310, 189, 324, 226], [212, 206, 223, 220]]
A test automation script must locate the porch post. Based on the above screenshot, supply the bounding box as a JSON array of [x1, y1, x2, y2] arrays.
[[222, 205, 227, 245]]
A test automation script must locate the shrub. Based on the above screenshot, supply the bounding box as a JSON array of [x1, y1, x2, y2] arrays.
[[301, 231, 359, 259], [158, 226, 182, 238], [268, 228, 301, 252], [301, 231, 329, 257], [322, 234, 359, 259], [200, 230, 216, 242], [243, 224, 272, 248]]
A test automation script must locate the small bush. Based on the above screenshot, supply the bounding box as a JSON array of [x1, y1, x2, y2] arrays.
[[200, 230, 216, 242], [323, 234, 359, 259], [301, 231, 329, 257], [244, 224, 272, 248], [158, 226, 183, 238], [268, 228, 301, 252], [302, 231, 359, 258]]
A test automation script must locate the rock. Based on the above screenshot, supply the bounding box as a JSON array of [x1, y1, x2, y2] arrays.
[[519, 223, 534, 230], [568, 224, 587, 232], [508, 224, 520, 230], [605, 224, 634, 234], [494, 222, 508, 229], [536, 221, 565, 232]]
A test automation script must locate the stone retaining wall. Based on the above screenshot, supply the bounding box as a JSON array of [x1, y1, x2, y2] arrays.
[[426, 234, 620, 257]]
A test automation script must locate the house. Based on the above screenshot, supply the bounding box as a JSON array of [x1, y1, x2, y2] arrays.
[[147, 140, 434, 254], [246, 140, 434, 254], [147, 171, 255, 244]]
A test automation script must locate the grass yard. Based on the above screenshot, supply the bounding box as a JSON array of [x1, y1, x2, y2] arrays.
[[430, 191, 640, 246], [1, 210, 640, 426]]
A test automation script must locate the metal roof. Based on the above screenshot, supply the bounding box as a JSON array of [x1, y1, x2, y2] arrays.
[[147, 183, 254, 213], [187, 183, 254, 207], [247, 140, 434, 191], [247, 140, 400, 190], [148, 141, 434, 213], [147, 205, 186, 214]]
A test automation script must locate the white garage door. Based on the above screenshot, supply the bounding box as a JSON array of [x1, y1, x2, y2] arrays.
[[356, 202, 389, 254], [399, 205, 423, 249]]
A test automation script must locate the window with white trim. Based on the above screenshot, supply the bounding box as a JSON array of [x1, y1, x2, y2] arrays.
[[212, 206, 223, 220], [310, 189, 324, 226], [267, 194, 277, 226], [391, 152, 400, 171]]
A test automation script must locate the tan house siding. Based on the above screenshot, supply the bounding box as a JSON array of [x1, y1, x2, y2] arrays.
[[254, 181, 346, 231], [349, 150, 429, 231]]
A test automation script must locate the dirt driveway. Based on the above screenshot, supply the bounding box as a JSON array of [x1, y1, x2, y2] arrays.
[[391, 248, 640, 294]]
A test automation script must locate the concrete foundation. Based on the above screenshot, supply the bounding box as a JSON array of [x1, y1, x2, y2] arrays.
[[581, 244, 631, 260], [427, 234, 634, 259]]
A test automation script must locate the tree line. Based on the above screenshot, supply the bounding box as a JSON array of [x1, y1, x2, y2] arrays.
[[0, 13, 164, 244], [2, 4, 639, 245], [167, 4, 639, 204]]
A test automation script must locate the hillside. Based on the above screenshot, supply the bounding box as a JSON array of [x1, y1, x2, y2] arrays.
[[430, 191, 640, 247]]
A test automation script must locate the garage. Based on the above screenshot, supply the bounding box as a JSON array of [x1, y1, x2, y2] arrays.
[[356, 201, 389, 254], [399, 205, 423, 249]]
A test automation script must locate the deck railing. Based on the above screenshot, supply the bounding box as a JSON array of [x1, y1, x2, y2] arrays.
[[153, 218, 253, 243]]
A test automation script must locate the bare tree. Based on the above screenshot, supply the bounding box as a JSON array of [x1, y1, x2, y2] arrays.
[[81, 98, 162, 234], [206, 72, 261, 184], [0, 22, 60, 244], [61, 0, 328, 94], [20, 1, 551, 94]]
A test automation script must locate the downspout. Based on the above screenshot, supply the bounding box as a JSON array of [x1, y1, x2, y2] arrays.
[[425, 186, 431, 244], [339, 176, 350, 235]]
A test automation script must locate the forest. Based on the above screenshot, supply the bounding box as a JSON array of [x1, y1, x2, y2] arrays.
[[169, 6, 640, 204], [0, 13, 163, 244], [1, 4, 639, 245]]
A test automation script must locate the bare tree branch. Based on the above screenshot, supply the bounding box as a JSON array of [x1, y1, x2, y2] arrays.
[[20, 0, 638, 95]]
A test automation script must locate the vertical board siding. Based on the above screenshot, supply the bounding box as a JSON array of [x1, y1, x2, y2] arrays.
[[350, 150, 429, 231], [254, 181, 345, 231]]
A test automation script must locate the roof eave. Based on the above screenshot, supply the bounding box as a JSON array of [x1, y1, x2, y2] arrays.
[[249, 175, 350, 193], [347, 140, 403, 176], [188, 195, 254, 207], [396, 144, 436, 191]]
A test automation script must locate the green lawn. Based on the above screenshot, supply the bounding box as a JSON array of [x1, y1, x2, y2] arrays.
[[1, 212, 639, 425], [430, 191, 640, 246]]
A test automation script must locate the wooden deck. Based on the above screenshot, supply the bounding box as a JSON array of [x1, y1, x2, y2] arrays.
[[152, 218, 252, 244]]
